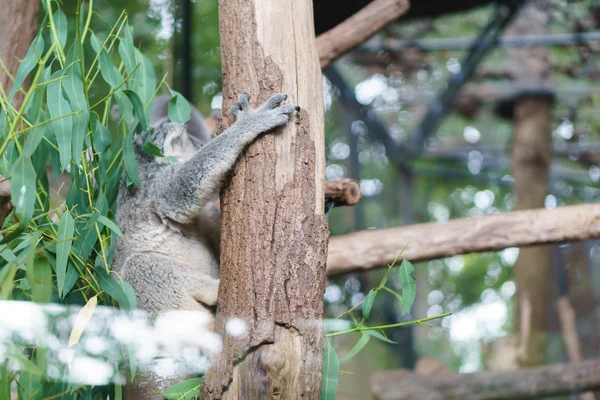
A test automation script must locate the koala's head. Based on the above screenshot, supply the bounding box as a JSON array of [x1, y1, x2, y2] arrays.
[[133, 120, 200, 170]]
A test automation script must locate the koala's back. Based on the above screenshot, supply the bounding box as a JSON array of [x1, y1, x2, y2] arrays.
[[113, 181, 221, 313]]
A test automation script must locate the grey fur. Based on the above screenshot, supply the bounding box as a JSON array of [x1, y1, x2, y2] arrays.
[[113, 93, 298, 324]]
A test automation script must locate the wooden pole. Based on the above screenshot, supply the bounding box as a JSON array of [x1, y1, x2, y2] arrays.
[[201, 0, 328, 398], [370, 358, 600, 400], [326, 203, 600, 276]]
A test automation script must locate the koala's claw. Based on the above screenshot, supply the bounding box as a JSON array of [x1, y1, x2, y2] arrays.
[[262, 93, 288, 110], [230, 93, 251, 116]]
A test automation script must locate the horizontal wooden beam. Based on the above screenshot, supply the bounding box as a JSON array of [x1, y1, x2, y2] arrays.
[[317, 0, 410, 69], [370, 358, 600, 400], [327, 203, 600, 276]]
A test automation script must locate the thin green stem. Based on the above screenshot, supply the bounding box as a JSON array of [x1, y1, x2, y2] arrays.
[[81, 0, 94, 45], [326, 313, 452, 338]]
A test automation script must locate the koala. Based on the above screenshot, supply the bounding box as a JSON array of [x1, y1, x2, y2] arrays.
[[112, 93, 299, 323]]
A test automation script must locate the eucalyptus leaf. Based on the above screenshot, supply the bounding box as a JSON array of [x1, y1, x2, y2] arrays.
[[23, 125, 47, 158], [53, 10, 68, 51], [321, 341, 339, 400], [133, 49, 157, 120], [399, 259, 416, 316], [10, 155, 36, 222], [91, 114, 112, 154], [27, 257, 53, 303], [122, 122, 141, 187], [98, 47, 122, 88], [362, 289, 376, 320], [119, 26, 138, 78], [47, 72, 73, 170], [64, 45, 90, 166], [364, 330, 397, 344], [96, 215, 123, 238], [0, 266, 16, 300], [339, 333, 370, 363], [97, 267, 137, 310], [162, 378, 202, 400], [168, 90, 191, 124], [123, 89, 148, 132], [56, 210, 74, 298], [8, 36, 44, 100]]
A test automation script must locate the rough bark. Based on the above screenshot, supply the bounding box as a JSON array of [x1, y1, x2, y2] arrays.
[[324, 178, 362, 206], [370, 358, 600, 400], [326, 203, 600, 276], [316, 0, 410, 69], [200, 0, 327, 399], [0, 0, 39, 108]]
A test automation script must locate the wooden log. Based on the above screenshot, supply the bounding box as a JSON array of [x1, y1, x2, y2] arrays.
[[200, 0, 328, 398], [370, 358, 600, 400], [317, 0, 410, 69], [324, 178, 362, 206], [326, 203, 600, 276]]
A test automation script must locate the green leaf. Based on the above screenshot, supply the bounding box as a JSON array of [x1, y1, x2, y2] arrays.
[[17, 369, 43, 400], [339, 333, 370, 363], [47, 72, 73, 171], [53, 10, 68, 51], [98, 47, 122, 88], [97, 215, 123, 238], [90, 32, 102, 54], [63, 264, 79, 295], [133, 50, 157, 120], [119, 26, 138, 78], [64, 45, 90, 166], [162, 378, 202, 400], [27, 257, 53, 303], [362, 289, 376, 321], [122, 122, 141, 187], [123, 89, 148, 132], [364, 330, 397, 344], [6, 343, 44, 377], [399, 259, 416, 316], [168, 90, 191, 124], [8, 36, 44, 100], [10, 155, 37, 222], [321, 341, 339, 400], [98, 268, 137, 310], [56, 210, 74, 298], [0, 266, 16, 300], [91, 114, 112, 154], [23, 125, 47, 158], [323, 319, 354, 334]]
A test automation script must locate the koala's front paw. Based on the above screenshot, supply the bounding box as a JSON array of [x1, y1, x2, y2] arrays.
[[230, 93, 300, 134]]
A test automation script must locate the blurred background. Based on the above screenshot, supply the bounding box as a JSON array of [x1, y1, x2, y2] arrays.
[[63, 0, 600, 398]]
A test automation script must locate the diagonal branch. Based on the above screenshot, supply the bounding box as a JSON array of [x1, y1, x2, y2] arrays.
[[317, 0, 410, 69]]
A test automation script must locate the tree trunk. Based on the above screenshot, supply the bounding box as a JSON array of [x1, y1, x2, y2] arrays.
[[0, 0, 39, 108], [505, 2, 553, 368], [201, 0, 328, 398], [511, 95, 553, 367]]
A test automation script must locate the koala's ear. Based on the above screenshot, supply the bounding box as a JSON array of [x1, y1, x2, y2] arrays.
[[163, 124, 196, 162]]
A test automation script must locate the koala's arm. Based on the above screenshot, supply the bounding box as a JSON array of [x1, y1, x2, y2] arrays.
[[153, 93, 299, 223]]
